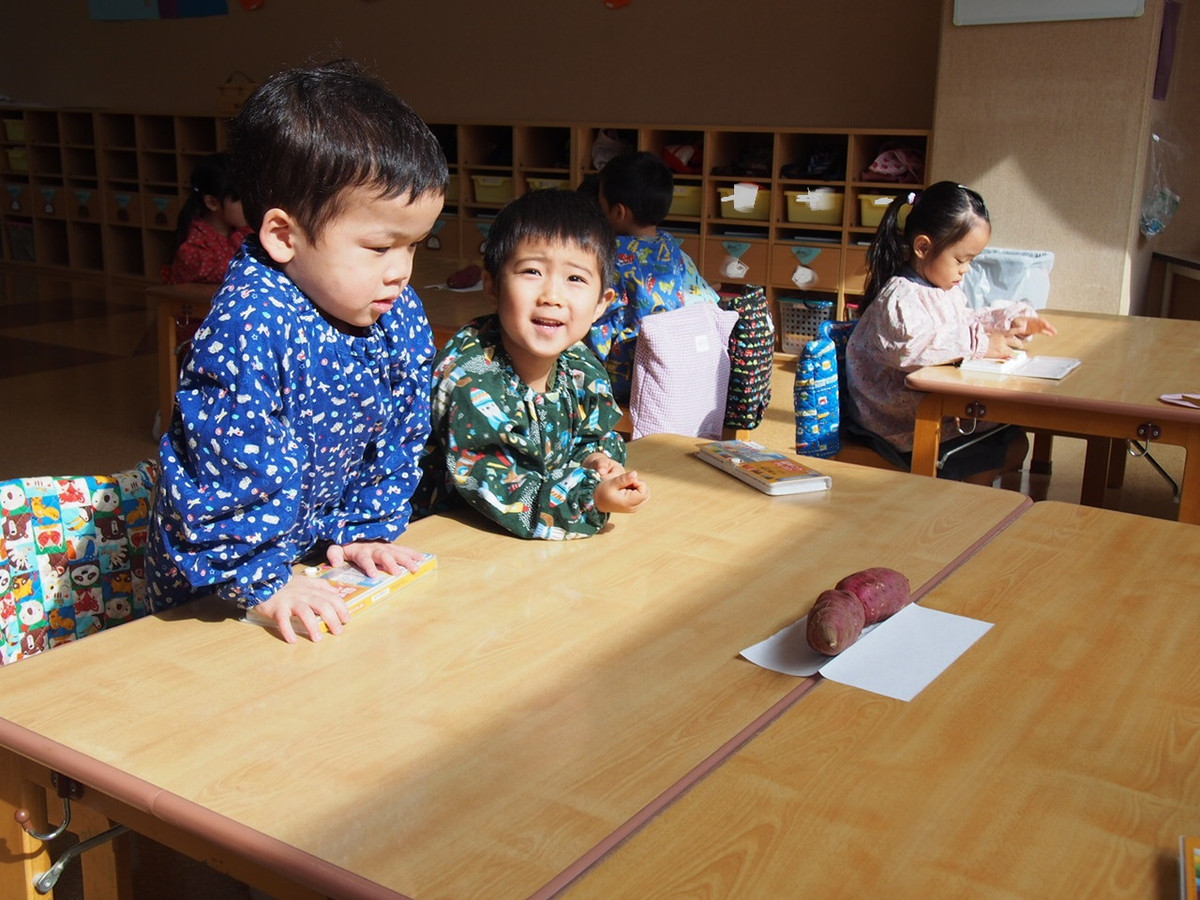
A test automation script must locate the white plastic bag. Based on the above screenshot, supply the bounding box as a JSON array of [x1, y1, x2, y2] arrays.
[[1140, 133, 1181, 238]]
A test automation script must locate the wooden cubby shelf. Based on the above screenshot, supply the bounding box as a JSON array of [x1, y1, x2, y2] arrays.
[[1, 107, 929, 343]]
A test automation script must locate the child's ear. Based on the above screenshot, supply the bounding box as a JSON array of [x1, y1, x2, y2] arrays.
[[258, 208, 301, 264], [483, 270, 498, 304], [593, 288, 616, 323], [202, 194, 221, 214], [911, 234, 934, 260]]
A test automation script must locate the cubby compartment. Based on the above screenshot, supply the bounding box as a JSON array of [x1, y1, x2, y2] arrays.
[[515, 125, 571, 172], [776, 132, 848, 183], [3, 217, 35, 262], [175, 116, 220, 155], [60, 112, 95, 148], [459, 124, 514, 168], [576, 126, 638, 175], [68, 221, 105, 272], [642, 129, 705, 176], [143, 192, 181, 230], [3, 182, 31, 215], [97, 114, 137, 149], [137, 115, 176, 152], [104, 225, 145, 278], [708, 130, 773, 180], [769, 241, 842, 291], [34, 218, 69, 266], [34, 183, 67, 218], [68, 186, 99, 221], [703, 234, 770, 286], [106, 189, 141, 227]]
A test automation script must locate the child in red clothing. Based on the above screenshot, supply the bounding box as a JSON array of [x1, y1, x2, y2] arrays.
[[163, 153, 251, 285]]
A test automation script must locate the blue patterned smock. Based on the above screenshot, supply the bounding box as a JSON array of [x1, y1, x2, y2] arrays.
[[147, 240, 434, 609], [421, 315, 626, 540], [587, 230, 719, 398]]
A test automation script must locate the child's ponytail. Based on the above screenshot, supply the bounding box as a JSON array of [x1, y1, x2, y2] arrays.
[[862, 195, 912, 308], [172, 153, 238, 253]]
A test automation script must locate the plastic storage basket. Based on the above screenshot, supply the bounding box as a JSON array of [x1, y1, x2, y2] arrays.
[[779, 297, 835, 354]]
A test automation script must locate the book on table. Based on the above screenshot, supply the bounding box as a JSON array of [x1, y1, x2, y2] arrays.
[[696, 440, 832, 496], [244, 553, 438, 631], [958, 349, 1081, 379], [1182, 835, 1200, 900]]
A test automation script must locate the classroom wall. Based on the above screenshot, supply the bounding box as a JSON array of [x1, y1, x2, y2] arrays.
[[929, 0, 1196, 316], [1148, 0, 1200, 261], [0, 1, 941, 129]]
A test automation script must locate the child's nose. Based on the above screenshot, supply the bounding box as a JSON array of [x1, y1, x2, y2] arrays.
[[385, 253, 412, 287]]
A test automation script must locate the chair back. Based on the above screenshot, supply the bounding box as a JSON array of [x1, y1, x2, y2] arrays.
[[1, 460, 158, 664]]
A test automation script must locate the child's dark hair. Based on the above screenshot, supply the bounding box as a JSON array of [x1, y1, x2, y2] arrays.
[[173, 152, 237, 252], [598, 151, 673, 226], [483, 190, 616, 292], [228, 58, 448, 240], [862, 180, 990, 308]]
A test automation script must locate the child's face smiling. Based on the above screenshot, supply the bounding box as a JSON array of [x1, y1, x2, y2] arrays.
[[274, 185, 443, 329], [913, 219, 991, 291], [488, 237, 614, 392]]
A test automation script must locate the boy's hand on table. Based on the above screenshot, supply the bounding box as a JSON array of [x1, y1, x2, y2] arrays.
[[329, 539, 428, 579], [583, 451, 626, 479], [594, 470, 650, 515], [255, 576, 351, 644]]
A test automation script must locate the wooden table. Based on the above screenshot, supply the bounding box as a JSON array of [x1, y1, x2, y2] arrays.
[[906, 309, 1200, 523], [565, 500, 1200, 898], [0, 435, 1027, 900]]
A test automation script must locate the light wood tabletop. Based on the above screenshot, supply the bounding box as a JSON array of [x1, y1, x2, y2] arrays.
[[905, 310, 1200, 522], [565, 500, 1200, 898], [0, 434, 1029, 900]]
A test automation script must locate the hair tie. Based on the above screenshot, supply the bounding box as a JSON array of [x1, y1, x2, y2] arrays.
[[907, 191, 919, 206]]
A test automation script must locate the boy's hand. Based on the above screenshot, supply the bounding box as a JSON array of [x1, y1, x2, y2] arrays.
[[328, 540, 428, 579], [254, 575, 350, 644], [582, 452, 626, 479], [594, 470, 650, 515]]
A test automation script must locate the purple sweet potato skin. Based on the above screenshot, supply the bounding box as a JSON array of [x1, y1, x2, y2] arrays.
[[806, 588, 866, 655], [835, 567, 911, 625]]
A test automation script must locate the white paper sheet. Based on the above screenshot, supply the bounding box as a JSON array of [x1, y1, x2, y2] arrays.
[[740, 604, 993, 702]]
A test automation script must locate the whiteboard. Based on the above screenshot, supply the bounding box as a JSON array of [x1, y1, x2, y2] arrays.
[[954, 0, 1145, 25]]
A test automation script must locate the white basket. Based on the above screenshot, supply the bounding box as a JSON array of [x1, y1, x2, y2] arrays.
[[779, 298, 835, 354]]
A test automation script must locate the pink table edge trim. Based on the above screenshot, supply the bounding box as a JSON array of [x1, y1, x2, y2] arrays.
[[0, 720, 412, 900]]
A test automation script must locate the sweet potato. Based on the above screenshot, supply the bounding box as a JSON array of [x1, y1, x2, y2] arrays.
[[835, 567, 911, 624], [806, 588, 866, 655]]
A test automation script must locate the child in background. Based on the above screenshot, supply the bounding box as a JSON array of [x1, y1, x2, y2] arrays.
[[162, 152, 251, 285], [845, 181, 1056, 484], [147, 59, 448, 642], [586, 151, 720, 400], [420, 189, 650, 539]]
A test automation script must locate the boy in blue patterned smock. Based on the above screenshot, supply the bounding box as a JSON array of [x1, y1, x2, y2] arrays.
[[147, 60, 448, 642], [586, 151, 720, 400], [419, 190, 650, 539]]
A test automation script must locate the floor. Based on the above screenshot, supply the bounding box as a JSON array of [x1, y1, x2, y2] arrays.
[[1, 269, 1185, 899]]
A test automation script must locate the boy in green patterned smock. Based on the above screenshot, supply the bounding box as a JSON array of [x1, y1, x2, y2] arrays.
[[419, 190, 650, 539]]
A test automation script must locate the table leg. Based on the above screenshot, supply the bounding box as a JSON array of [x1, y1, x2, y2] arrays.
[[0, 751, 53, 900], [1080, 437, 1111, 508], [1106, 439, 1128, 489], [910, 394, 943, 477], [1177, 424, 1200, 525]]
